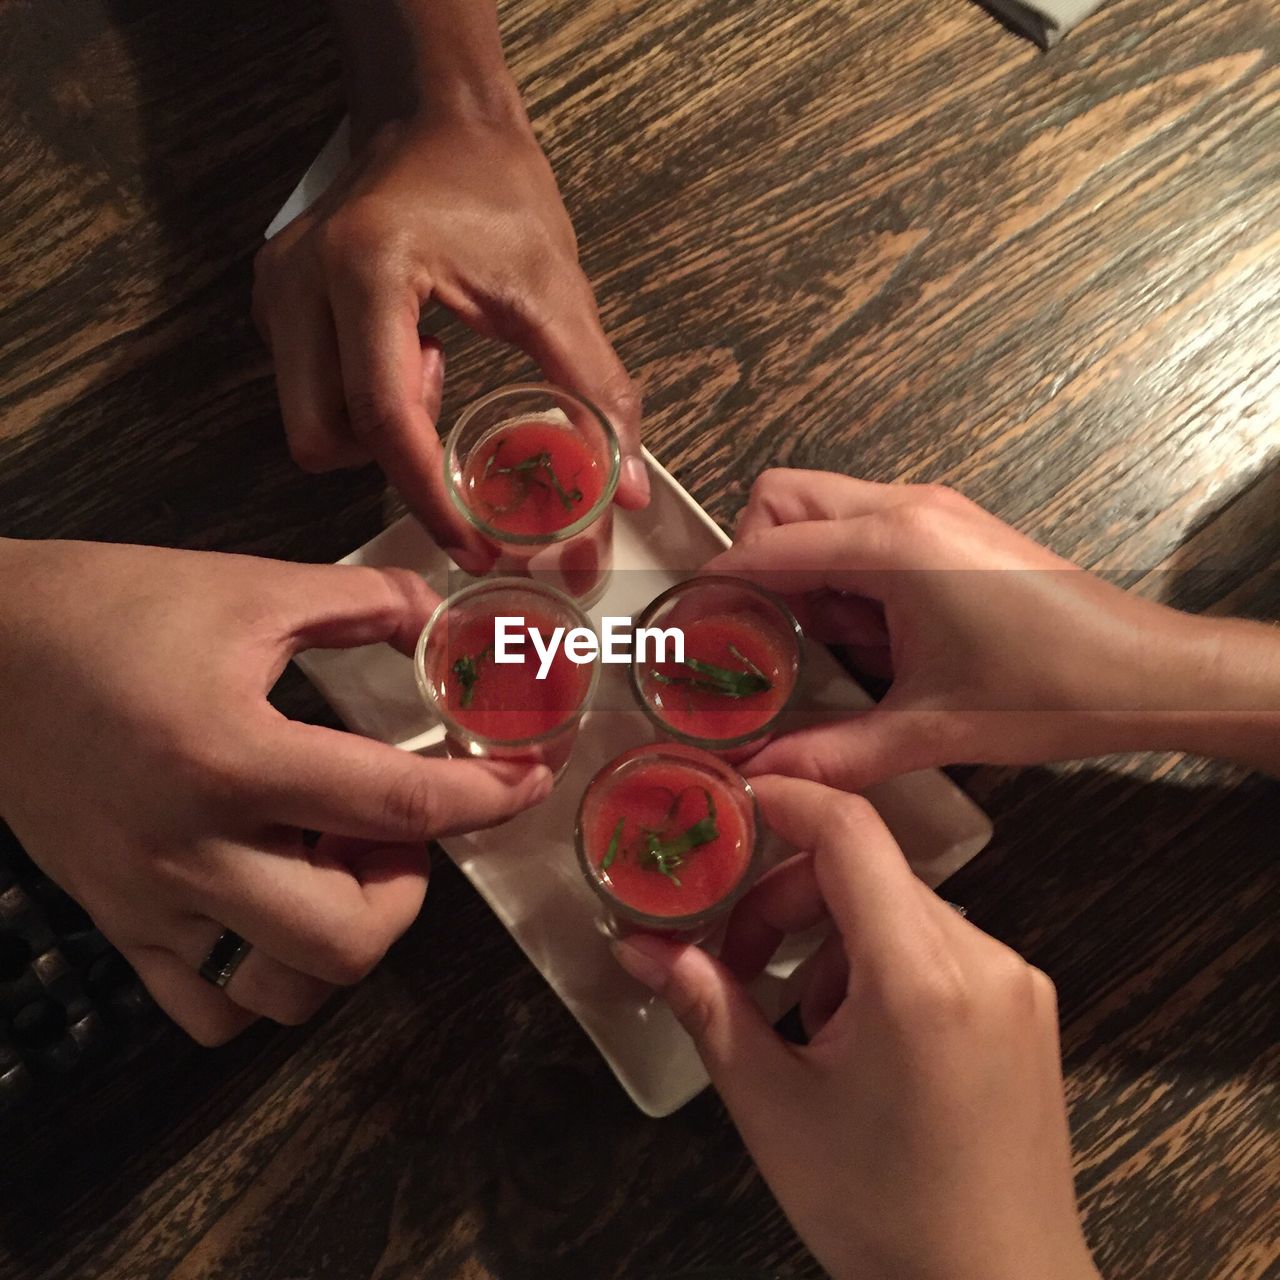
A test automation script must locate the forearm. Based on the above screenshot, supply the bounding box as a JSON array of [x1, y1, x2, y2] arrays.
[[1075, 609, 1280, 776], [1151, 613, 1280, 775], [328, 0, 527, 139]]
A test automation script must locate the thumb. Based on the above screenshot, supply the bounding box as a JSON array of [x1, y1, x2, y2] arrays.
[[741, 705, 930, 791], [419, 334, 444, 426], [613, 934, 802, 1112]]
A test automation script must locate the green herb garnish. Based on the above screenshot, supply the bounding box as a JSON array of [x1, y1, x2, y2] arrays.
[[603, 788, 718, 888], [451, 644, 493, 709], [602, 817, 625, 871], [646, 653, 772, 699], [484, 443, 583, 512]]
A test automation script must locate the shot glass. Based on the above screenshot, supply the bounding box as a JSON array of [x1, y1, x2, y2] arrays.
[[576, 743, 760, 941], [415, 578, 599, 778], [445, 383, 620, 605], [630, 575, 804, 762]]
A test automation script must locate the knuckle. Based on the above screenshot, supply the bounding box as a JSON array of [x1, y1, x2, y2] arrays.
[[287, 432, 344, 474], [748, 468, 788, 508], [175, 737, 249, 814], [314, 928, 385, 987], [668, 980, 720, 1041], [881, 960, 974, 1032], [381, 770, 441, 837], [1028, 965, 1058, 1011], [880, 500, 940, 543], [917, 482, 970, 511], [602, 372, 642, 426], [344, 387, 413, 447], [184, 1009, 247, 1048], [315, 208, 383, 272], [823, 792, 881, 841], [269, 982, 331, 1027], [501, 280, 555, 338]]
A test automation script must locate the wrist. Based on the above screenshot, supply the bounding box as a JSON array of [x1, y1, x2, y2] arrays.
[[330, 0, 529, 143]]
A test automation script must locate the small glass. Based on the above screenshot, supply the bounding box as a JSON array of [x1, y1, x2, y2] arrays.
[[630, 576, 804, 762], [415, 578, 599, 778], [445, 383, 620, 605], [576, 744, 760, 940]]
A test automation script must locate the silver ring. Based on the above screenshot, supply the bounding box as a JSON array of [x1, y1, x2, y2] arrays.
[[198, 929, 252, 988], [945, 901, 968, 918]]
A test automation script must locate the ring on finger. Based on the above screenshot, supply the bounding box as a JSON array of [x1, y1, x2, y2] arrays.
[[198, 929, 253, 988]]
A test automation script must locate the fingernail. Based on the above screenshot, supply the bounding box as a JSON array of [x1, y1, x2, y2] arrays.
[[622, 455, 650, 502], [612, 934, 677, 991], [476, 760, 554, 802], [525, 765, 554, 804], [445, 545, 491, 576]]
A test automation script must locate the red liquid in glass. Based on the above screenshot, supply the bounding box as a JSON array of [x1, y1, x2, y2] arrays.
[[462, 420, 606, 538], [641, 614, 794, 741], [586, 760, 751, 919], [433, 608, 590, 741]]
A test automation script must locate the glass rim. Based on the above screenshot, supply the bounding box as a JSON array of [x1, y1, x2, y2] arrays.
[[628, 574, 805, 751], [444, 381, 621, 546], [574, 744, 762, 931], [414, 577, 600, 748]]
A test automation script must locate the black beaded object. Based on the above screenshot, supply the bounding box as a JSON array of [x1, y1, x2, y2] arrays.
[[0, 821, 158, 1111], [198, 930, 252, 988]]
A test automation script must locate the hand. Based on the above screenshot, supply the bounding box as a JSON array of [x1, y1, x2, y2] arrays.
[[613, 776, 1100, 1280], [253, 112, 647, 564], [0, 539, 551, 1044], [709, 469, 1242, 788]]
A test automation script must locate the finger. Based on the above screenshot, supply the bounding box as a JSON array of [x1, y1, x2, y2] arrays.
[[734, 470, 915, 542], [798, 930, 849, 1040], [720, 852, 826, 980], [328, 272, 493, 567], [804, 592, 890, 649], [264, 562, 441, 659], [248, 723, 554, 843], [706, 516, 908, 600], [125, 946, 258, 1047], [197, 836, 431, 986], [262, 282, 372, 473], [741, 705, 930, 793], [612, 934, 804, 1115], [179, 919, 335, 1028], [419, 334, 444, 425], [748, 776, 938, 971], [265, 728, 555, 840], [512, 282, 648, 509]]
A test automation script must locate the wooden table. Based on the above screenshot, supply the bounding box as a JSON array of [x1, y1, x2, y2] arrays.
[[1, 1, 1276, 1277]]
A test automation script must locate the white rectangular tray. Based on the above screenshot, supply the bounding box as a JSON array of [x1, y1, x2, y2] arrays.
[[295, 451, 992, 1116]]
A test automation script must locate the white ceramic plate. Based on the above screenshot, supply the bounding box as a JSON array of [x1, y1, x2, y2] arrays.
[[294, 453, 992, 1116]]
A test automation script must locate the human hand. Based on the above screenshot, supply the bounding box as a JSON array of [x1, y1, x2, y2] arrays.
[[708, 469, 1229, 787], [253, 111, 646, 566], [613, 775, 1100, 1280], [0, 539, 551, 1044]]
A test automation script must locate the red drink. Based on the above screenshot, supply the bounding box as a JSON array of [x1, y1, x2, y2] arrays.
[[461, 420, 607, 538], [577, 745, 759, 933], [429, 607, 592, 742], [416, 579, 598, 776], [632, 577, 803, 758], [640, 613, 795, 743], [446, 385, 620, 604]]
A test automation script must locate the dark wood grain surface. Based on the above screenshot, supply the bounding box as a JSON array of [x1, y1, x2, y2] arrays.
[[1, 0, 1277, 1277]]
